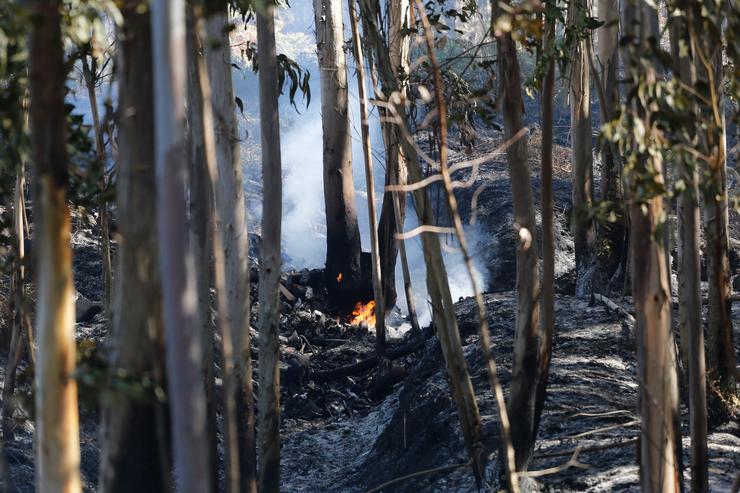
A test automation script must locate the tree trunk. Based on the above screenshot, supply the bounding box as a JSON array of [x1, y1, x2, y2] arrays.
[[376, 0, 411, 310], [670, 12, 708, 490], [700, 51, 736, 397], [621, 2, 682, 490], [569, 0, 596, 296], [313, 0, 363, 295], [151, 0, 211, 489], [98, 3, 171, 491], [596, 0, 625, 285], [256, 6, 283, 492], [184, 5, 218, 490], [360, 0, 485, 481], [534, 5, 556, 467], [493, 0, 543, 473], [28, 0, 82, 489], [204, 10, 256, 492], [347, 0, 386, 356], [81, 56, 113, 312]]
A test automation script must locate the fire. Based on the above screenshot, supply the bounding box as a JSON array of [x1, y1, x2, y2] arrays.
[[350, 300, 376, 327], [337, 272, 343, 283]]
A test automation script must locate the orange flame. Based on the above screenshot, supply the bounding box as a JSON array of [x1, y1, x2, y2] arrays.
[[337, 272, 343, 283], [350, 300, 376, 327]]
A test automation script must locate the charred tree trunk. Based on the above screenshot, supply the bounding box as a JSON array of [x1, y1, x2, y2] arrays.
[[313, 0, 363, 296], [493, 0, 543, 473], [204, 9, 257, 492], [28, 0, 82, 489], [569, 0, 596, 296], [151, 0, 211, 489], [98, 2, 170, 491], [256, 6, 283, 492], [622, 2, 683, 490], [376, 0, 410, 311], [184, 5, 218, 490]]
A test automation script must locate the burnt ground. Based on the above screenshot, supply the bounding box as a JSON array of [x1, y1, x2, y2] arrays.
[[0, 129, 738, 491]]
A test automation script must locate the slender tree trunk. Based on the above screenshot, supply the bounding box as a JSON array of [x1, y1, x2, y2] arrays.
[[700, 49, 736, 396], [360, 0, 485, 481], [348, 0, 386, 356], [313, 0, 363, 295], [533, 5, 556, 465], [596, 0, 625, 285], [256, 6, 282, 492], [81, 56, 112, 312], [3, 169, 27, 444], [184, 6, 219, 490], [492, 0, 543, 473], [621, 2, 682, 490], [28, 0, 82, 489], [203, 9, 256, 492], [151, 0, 211, 489], [98, 2, 170, 491], [377, 0, 410, 310], [670, 12, 708, 491], [569, 0, 596, 296]]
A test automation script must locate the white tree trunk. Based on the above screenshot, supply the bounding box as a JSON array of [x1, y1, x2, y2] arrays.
[[151, 0, 211, 490], [256, 6, 283, 492]]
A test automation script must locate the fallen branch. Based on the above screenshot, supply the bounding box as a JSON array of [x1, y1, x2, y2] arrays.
[[534, 437, 638, 460], [362, 462, 470, 493], [311, 331, 430, 383], [593, 293, 636, 325]]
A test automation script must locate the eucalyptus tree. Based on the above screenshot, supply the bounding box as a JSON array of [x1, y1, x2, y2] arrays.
[[98, 1, 170, 491], [203, 4, 256, 490], [312, 0, 363, 295], [670, 5, 708, 490], [360, 0, 487, 481], [376, 0, 411, 310], [151, 0, 211, 488], [690, 0, 737, 398], [491, 0, 543, 473], [618, 0, 682, 489], [28, 0, 81, 489], [256, 3, 283, 491], [568, 0, 595, 296]]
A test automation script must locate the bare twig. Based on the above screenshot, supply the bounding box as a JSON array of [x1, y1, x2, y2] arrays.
[[363, 462, 470, 493]]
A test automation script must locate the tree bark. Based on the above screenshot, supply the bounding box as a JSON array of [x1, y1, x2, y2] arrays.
[[595, 0, 625, 284], [699, 46, 736, 397], [204, 10, 256, 492], [80, 55, 113, 312], [493, 0, 543, 473], [256, 6, 283, 492], [98, 3, 170, 491], [670, 11, 708, 490], [569, 0, 596, 296], [313, 0, 363, 294], [376, 0, 411, 310], [28, 0, 82, 489], [151, 0, 211, 489], [184, 5, 219, 490], [621, 2, 682, 490], [534, 5, 556, 471], [347, 0, 386, 356]]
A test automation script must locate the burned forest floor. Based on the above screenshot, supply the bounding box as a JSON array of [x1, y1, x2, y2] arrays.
[[0, 215, 739, 492]]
